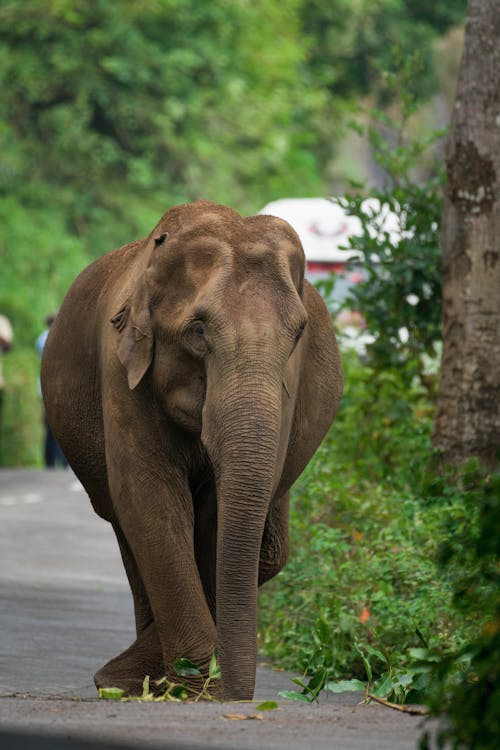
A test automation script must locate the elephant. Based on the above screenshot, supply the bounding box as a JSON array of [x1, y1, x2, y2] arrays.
[[41, 199, 343, 701]]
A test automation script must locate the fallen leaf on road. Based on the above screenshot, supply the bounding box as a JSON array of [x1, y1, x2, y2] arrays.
[[223, 713, 263, 720], [99, 687, 125, 700], [256, 701, 279, 711]]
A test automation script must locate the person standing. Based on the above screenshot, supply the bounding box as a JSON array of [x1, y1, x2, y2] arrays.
[[36, 314, 67, 468], [0, 314, 13, 463]]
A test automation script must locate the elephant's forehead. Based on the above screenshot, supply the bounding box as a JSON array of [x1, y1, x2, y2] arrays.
[[169, 208, 297, 248], [152, 209, 304, 297], [169, 228, 299, 274]]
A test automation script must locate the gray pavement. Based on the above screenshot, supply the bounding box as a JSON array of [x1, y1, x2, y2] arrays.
[[0, 470, 434, 749]]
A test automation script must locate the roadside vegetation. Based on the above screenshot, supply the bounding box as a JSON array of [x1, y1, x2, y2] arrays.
[[258, 347, 498, 745], [259, 352, 495, 690]]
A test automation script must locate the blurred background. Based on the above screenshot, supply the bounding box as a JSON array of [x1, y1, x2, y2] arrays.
[[0, 0, 466, 466]]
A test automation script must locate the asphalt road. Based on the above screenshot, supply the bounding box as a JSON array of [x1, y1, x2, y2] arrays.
[[0, 470, 435, 749]]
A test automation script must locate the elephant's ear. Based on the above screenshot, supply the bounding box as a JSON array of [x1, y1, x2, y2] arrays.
[[111, 280, 153, 390]]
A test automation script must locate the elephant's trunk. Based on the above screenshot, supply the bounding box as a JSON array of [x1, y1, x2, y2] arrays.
[[202, 362, 282, 700]]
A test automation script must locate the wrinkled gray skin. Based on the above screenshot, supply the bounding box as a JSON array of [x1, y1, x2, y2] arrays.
[[41, 200, 343, 700]]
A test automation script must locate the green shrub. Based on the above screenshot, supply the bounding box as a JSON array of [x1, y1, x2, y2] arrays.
[[1, 349, 43, 466], [420, 468, 500, 749], [258, 353, 487, 696], [318, 54, 444, 392]]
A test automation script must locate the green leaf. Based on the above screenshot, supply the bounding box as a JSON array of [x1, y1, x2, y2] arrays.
[[170, 685, 189, 700], [354, 644, 372, 683], [408, 648, 440, 662], [209, 651, 221, 680], [98, 687, 125, 700], [371, 674, 393, 698], [325, 679, 367, 693], [316, 617, 331, 643], [291, 677, 308, 689], [278, 690, 312, 702], [256, 701, 279, 711], [173, 658, 202, 677], [307, 667, 328, 696], [364, 645, 388, 664], [393, 673, 414, 688]]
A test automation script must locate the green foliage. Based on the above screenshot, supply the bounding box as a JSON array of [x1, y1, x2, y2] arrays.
[[1, 349, 43, 467], [255, 700, 279, 711], [301, 0, 467, 102], [420, 468, 500, 749], [260, 345, 498, 749], [0, 0, 325, 223], [258, 353, 489, 705], [0, 198, 89, 349], [320, 55, 444, 388], [0, 196, 89, 466], [261, 45, 498, 743]]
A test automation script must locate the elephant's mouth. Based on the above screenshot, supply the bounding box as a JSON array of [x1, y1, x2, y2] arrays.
[[164, 376, 206, 434], [172, 405, 203, 433]]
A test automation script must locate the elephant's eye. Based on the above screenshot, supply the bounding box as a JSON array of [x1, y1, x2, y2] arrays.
[[183, 320, 208, 359], [295, 319, 307, 342], [290, 319, 307, 355]]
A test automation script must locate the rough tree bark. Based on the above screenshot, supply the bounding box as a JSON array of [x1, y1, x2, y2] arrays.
[[432, 0, 500, 467]]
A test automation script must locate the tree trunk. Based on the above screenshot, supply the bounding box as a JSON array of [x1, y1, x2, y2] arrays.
[[432, 0, 500, 467]]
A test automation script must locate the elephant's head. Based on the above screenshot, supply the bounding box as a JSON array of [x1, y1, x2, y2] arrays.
[[113, 200, 310, 699]]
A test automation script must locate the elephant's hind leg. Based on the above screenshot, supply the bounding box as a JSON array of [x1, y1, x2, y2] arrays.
[[114, 524, 154, 635], [93, 524, 163, 696]]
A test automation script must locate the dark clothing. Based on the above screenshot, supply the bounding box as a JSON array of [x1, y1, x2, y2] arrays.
[[44, 416, 67, 468]]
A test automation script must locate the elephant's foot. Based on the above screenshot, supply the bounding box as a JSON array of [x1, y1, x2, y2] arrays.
[[94, 623, 221, 700], [94, 622, 164, 697]]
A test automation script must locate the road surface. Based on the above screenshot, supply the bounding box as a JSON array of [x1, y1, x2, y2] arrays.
[[0, 470, 435, 749]]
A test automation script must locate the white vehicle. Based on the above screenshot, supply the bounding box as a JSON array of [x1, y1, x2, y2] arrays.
[[259, 197, 400, 305], [259, 197, 401, 352]]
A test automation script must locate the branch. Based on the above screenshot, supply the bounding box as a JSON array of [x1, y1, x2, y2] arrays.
[[368, 693, 429, 715]]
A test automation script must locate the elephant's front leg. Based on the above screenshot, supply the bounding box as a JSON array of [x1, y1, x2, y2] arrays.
[[94, 620, 164, 695], [99, 453, 217, 695], [259, 492, 290, 585]]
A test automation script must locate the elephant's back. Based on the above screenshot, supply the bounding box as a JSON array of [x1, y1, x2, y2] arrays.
[[42, 242, 136, 384], [40, 239, 144, 520], [43, 239, 144, 370], [57, 238, 144, 321]]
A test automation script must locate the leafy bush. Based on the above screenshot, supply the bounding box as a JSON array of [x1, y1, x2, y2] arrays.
[[318, 55, 445, 392], [334, 171, 443, 387], [0, 197, 90, 467], [1, 349, 43, 467], [420, 467, 500, 749], [258, 353, 489, 702]]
